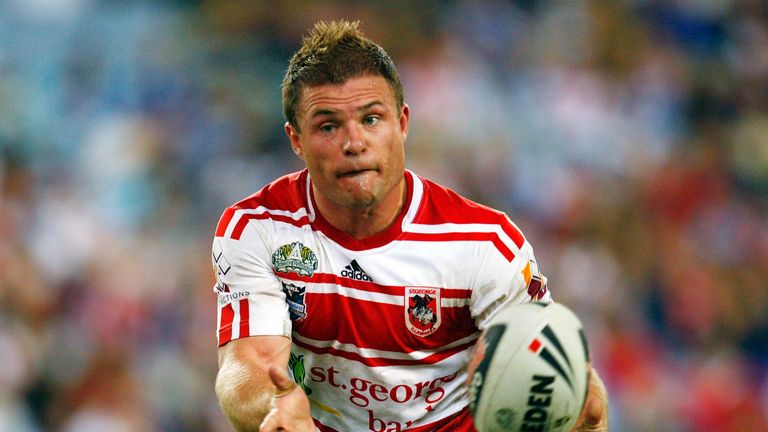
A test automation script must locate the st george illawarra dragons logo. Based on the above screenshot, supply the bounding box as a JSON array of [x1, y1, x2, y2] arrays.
[[405, 287, 441, 337], [272, 242, 318, 277]]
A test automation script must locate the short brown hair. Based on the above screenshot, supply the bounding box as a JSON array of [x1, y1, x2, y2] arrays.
[[281, 20, 404, 130]]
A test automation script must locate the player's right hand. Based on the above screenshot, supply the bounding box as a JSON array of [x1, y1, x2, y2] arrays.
[[259, 364, 316, 432]]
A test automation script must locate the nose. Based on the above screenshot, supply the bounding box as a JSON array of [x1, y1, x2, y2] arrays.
[[342, 124, 366, 156]]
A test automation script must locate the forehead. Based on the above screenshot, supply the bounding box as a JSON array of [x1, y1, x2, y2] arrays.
[[297, 75, 396, 119]]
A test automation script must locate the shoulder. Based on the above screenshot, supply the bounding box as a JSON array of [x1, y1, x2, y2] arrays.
[[416, 177, 494, 218], [233, 170, 307, 212], [214, 170, 309, 239], [416, 176, 524, 244]]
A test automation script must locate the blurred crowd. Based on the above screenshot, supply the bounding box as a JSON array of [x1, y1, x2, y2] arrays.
[[1, 1, 766, 431]]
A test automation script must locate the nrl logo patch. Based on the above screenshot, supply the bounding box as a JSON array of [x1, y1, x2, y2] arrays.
[[405, 287, 441, 337], [272, 242, 318, 276], [282, 282, 307, 321]]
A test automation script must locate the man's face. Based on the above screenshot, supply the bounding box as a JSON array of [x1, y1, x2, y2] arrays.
[[286, 75, 409, 210]]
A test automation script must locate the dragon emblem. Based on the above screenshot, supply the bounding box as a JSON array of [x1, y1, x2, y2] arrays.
[[405, 287, 441, 337]]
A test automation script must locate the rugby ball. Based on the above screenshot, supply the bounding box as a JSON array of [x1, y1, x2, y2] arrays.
[[468, 302, 590, 432]]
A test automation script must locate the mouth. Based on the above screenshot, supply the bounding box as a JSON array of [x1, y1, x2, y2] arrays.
[[337, 168, 377, 178]]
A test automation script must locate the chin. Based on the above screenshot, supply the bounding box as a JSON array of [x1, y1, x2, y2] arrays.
[[344, 194, 379, 209], [337, 182, 381, 207]]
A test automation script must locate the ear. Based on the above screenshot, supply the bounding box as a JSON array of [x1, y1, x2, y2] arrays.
[[285, 122, 305, 160], [399, 103, 410, 140]]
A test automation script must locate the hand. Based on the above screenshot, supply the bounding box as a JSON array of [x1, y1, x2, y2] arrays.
[[571, 365, 609, 432], [259, 364, 315, 432]]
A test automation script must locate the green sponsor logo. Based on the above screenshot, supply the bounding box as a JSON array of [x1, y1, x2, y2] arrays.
[[289, 352, 312, 395]]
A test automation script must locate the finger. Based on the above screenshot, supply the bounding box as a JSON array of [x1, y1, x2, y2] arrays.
[[268, 364, 298, 397], [582, 369, 608, 427], [259, 409, 280, 432], [582, 396, 603, 426]]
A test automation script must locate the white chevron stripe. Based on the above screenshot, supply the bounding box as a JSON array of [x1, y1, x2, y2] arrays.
[[225, 207, 310, 237], [406, 222, 523, 253], [306, 283, 470, 308]]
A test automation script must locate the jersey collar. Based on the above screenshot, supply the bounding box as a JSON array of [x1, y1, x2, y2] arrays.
[[305, 169, 422, 250]]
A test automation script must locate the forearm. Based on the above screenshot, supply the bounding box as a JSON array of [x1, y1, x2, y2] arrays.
[[215, 356, 275, 431]]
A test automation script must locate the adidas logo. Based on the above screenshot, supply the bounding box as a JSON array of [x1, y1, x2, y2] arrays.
[[341, 260, 372, 282]]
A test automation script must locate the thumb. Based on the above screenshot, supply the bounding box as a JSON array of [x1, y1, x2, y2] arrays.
[[268, 364, 297, 397], [580, 368, 608, 430], [582, 396, 603, 426]]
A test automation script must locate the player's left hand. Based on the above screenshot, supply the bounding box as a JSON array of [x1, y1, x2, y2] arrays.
[[571, 365, 609, 431]]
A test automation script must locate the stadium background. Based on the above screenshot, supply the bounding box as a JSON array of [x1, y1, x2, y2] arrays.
[[1, 1, 767, 431]]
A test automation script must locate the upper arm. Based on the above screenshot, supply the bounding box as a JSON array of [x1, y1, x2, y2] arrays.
[[471, 218, 550, 329], [213, 216, 292, 346]]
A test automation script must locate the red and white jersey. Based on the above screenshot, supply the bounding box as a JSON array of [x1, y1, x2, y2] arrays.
[[213, 169, 550, 432]]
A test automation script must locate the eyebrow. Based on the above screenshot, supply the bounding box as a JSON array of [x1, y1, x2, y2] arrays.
[[309, 101, 385, 119]]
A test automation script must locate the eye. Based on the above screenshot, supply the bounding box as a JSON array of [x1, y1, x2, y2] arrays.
[[319, 123, 336, 134], [363, 115, 380, 126]]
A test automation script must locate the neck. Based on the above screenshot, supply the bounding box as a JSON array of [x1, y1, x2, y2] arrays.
[[313, 178, 407, 240]]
